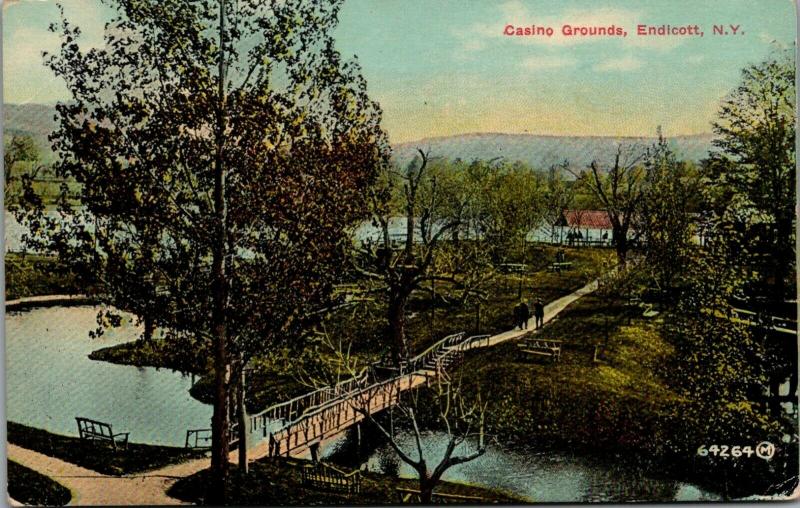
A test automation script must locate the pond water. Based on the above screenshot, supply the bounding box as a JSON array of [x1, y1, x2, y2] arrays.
[[6, 305, 212, 446], [324, 430, 720, 503]]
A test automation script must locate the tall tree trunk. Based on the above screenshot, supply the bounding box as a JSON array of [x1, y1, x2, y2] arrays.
[[388, 289, 410, 367], [417, 467, 434, 505], [143, 315, 154, 342], [419, 481, 434, 505], [209, 0, 231, 503], [613, 226, 628, 266], [237, 364, 248, 473]]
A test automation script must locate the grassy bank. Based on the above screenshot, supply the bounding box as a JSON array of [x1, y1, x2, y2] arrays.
[[450, 293, 796, 498], [88, 245, 614, 412], [8, 421, 207, 476], [5, 253, 81, 300], [167, 457, 524, 505], [8, 460, 72, 506]]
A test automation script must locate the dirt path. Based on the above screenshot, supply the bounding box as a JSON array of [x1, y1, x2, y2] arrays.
[[8, 278, 600, 505], [476, 278, 599, 348], [7, 444, 196, 505]]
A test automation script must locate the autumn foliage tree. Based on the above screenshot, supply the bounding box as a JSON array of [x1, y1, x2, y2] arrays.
[[18, 0, 388, 502]]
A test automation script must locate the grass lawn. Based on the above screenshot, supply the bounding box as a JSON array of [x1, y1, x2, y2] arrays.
[[167, 457, 525, 505], [8, 460, 72, 506], [87, 245, 614, 413], [454, 293, 681, 452], [5, 253, 81, 301], [8, 421, 207, 476]]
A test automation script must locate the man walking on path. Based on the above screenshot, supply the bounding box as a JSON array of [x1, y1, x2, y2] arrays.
[[520, 300, 530, 330], [513, 302, 522, 330], [534, 299, 545, 329]]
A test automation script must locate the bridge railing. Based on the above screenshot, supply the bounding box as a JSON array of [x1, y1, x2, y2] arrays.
[[457, 334, 491, 351], [250, 368, 370, 434], [730, 307, 797, 333], [265, 332, 495, 457], [400, 332, 465, 374], [268, 372, 421, 457]]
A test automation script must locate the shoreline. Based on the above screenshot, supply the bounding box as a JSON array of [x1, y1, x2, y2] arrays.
[[5, 293, 95, 311]]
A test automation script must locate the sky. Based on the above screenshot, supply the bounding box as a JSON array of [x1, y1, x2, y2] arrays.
[[3, 0, 797, 143]]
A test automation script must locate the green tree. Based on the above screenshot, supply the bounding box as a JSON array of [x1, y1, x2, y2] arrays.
[[638, 134, 700, 303], [574, 144, 647, 265], [474, 160, 542, 263], [541, 161, 574, 244], [4, 135, 39, 185], [705, 48, 795, 303], [354, 151, 488, 365], [21, 0, 388, 501]]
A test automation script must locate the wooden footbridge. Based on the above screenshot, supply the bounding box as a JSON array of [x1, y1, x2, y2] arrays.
[[240, 277, 601, 461], [248, 331, 491, 458]]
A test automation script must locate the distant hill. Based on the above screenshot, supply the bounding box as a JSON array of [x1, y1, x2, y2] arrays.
[[5, 103, 715, 168], [4, 103, 59, 162], [393, 132, 714, 170]]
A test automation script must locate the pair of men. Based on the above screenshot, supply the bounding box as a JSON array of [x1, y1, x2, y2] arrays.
[[514, 298, 545, 330]]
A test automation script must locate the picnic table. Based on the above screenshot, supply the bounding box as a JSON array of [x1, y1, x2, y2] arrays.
[[518, 338, 563, 362], [498, 263, 528, 274], [548, 261, 573, 272]]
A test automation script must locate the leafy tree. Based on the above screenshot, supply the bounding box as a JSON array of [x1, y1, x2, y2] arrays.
[[4, 135, 39, 185], [573, 144, 647, 265], [20, 0, 388, 501], [541, 161, 574, 244], [637, 134, 700, 302], [354, 151, 488, 365], [474, 161, 542, 263], [705, 48, 796, 303]]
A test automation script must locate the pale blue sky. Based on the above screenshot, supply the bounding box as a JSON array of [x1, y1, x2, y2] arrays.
[[3, 0, 796, 142]]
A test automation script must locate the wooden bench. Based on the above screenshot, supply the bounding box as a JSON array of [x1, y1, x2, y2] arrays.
[[396, 487, 486, 504], [301, 462, 360, 494], [498, 262, 528, 274], [518, 339, 563, 362], [76, 417, 129, 450], [548, 261, 573, 272], [185, 422, 239, 449], [185, 428, 212, 449]]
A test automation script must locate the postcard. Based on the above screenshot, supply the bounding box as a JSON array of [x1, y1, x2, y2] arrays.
[[4, 0, 798, 505]]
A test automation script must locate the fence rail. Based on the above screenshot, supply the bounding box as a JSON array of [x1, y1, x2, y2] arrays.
[[250, 368, 370, 433], [266, 332, 488, 457]]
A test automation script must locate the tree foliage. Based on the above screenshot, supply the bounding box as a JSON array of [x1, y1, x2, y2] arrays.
[[18, 0, 389, 500], [574, 144, 647, 265], [705, 47, 796, 301], [354, 152, 490, 365], [637, 134, 700, 300]]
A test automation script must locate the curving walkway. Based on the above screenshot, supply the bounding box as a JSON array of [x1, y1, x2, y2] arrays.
[[7, 278, 600, 505], [5, 294, 94, 311]]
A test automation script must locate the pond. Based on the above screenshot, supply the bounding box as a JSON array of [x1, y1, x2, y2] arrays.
[[324, 430, 720, 503], [6, 305, 212, 447]]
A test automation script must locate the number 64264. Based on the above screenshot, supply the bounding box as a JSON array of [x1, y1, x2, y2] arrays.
[[696, 444, 754, 458]]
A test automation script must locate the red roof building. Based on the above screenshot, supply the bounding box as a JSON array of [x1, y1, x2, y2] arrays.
[[559, 210, 613, 230]]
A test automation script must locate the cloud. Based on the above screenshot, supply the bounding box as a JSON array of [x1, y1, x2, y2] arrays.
[[521, 55, 576, 71], [593, 55, 643, 72]]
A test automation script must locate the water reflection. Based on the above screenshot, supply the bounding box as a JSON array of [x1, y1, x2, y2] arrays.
[[6, 306, 212, 446], [326, 430, 719, 503]]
